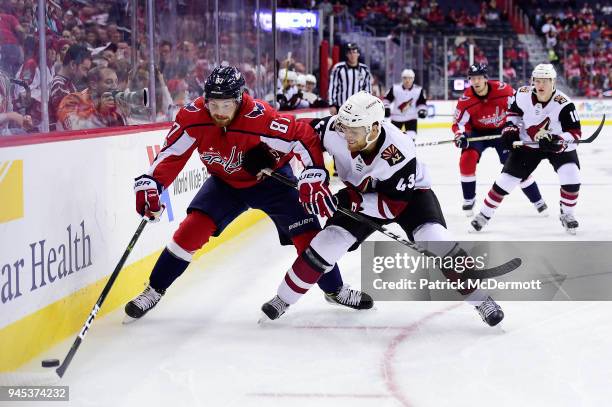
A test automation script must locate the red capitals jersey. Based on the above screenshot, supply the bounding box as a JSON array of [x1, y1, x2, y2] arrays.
[[452, 80, 514, 135], [147, 92, 324, 189]]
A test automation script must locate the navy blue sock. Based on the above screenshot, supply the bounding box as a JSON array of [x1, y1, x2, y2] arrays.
[[521, 182, 543, 203], [149, 248, 190, 291], [461, 181, 476, 201], [317, 264, 343, 293]]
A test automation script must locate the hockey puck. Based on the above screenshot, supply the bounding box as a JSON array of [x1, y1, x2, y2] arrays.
[[41, 359, 60, 368]]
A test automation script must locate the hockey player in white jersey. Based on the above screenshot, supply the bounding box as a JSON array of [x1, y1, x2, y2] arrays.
[[470, 64, 582, 234], [261, 91, 504, 327], [382, 69, 428, 139]]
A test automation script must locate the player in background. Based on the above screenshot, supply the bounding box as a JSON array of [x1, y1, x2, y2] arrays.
[[260, 91, 505, 327], [470, 64, 582, 234], [453, 63, 547, 216], [382, 69, 428, 139], [125, 66, 373, 321]]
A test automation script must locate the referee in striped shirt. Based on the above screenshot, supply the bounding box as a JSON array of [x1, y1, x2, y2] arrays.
[[328, 43, 372, 114]]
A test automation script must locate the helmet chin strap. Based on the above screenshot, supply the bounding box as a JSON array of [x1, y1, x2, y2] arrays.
[[360, 123, 381, 151]]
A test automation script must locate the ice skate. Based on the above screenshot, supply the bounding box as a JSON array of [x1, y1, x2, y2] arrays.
[[534, 201, 549, 217], [324, 285, 373, 310], [469, 212, 489, 232], [124, 285, 165, 323], [259, 295, 290, 322], [462, 199, 476, 217], [475, 296, 504, 327], [559, 211, 578, 235]]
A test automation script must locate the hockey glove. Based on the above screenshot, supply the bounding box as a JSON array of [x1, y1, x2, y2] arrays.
[[501, 124, 520, 149], [537, 132, 567, 153], [335, 187, 364, 213], [134, 175, 164, 222], [417, 108, 428, 119], [298, 167, 337, 218], [454, 131, 469, 149], [242, 143, 279, 176]]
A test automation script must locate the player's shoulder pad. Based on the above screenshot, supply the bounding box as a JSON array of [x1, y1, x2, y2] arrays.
[[517, 86, 531, 93], [175, 97, 208, 125], [552, 91, 571, 106]]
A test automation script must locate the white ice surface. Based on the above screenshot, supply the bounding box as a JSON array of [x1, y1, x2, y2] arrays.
[[6, 124, 612, 407]]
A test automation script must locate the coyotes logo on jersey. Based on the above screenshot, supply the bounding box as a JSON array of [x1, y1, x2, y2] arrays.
[[381, 144, 405, 166], [526, 117, 551, 140], [398, 99, 414, 112]]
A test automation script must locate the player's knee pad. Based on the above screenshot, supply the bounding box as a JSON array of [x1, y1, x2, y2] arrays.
[[556, 163, 581, 185], [171, 210, 217, 256], [496, 172, 521, 194], [561, 183, 580, 193], [459, 149, 479, 176], [309, 225, 357, 268], [413, 222, 456, 258], [519, 175, 535, 188], [291, 230, 319, 255]]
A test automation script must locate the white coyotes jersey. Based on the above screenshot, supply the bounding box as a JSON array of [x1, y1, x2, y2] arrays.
[[508, 86, 581, 152], [314, 117, 431, 219], [383, 84, 427, 122]]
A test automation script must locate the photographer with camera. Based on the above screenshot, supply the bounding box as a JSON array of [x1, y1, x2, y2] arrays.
[[57, 66, 129, 130]]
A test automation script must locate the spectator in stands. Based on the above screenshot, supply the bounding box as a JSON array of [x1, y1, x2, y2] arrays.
[[0, 6, 26, 76], [49, 44, 92, 130], [158, 40, 179, 80], [57, 66, 128, 130], [0, 65, 32, 135], [502, 60, 516, 83]]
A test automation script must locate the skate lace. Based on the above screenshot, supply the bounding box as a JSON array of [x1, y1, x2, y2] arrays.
[[270, 296, 289, 313], [561, 213, 577, 223], [335, 285, 362, 307], [478, 297, 499, 317], [475, 213, 488, 225], [132, 287, 162, 311]]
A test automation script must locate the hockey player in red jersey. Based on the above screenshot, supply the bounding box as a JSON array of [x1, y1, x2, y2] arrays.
[[260, 91, 505, 327], [125, 66, 373, 320], [470, 64, 583, 234], [453, 63, 547, 216]]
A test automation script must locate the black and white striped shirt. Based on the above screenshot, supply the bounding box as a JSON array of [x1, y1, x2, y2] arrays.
[[328, 62, 372, 108]]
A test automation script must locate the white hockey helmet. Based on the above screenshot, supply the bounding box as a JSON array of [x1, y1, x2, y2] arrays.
[[336, 91, 385, 149], [401, 69, 415, 78], [531, 63, 557, 79], [305, 74, 317, 84], [296, 74, 306, 86]]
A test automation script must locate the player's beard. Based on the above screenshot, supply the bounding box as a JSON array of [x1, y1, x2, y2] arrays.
[[211, 114, 234, 127]]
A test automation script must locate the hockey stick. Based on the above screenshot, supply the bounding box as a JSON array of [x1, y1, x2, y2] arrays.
[[415, 134, 501, 147], [512, 114, 606, 148], [53, 218, 148, 378], [262, 169, 521, 279]]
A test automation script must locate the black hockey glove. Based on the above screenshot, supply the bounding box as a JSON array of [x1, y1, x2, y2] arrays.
[[501, 124, 520, 149], [335, 187, 363, 212], [454, 131, 469, 149], [417, 108, 427, 119], [384, 107, 391, 118], [242, 143, 279, 176], [537, 133, 566, 153]]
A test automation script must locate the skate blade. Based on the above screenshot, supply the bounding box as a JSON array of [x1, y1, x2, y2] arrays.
[[463, 209, 474, 217], [537, 209, 549, 217], [122, 315, 139, 324], [565, 228, 577, 235], [467, 225, 481, 233], [257, 312, 273, 325]]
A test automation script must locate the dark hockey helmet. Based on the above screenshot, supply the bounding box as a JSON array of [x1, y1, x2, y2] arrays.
[[345, 42, 360, 53], [467, 63, 488, 78], [204, 66, 245, 102]]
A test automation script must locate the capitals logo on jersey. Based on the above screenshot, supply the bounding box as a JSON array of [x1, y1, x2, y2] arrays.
[[200, 146, 243, 174], [381, 144, 405, 166], [245, 102, 265, 118]]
